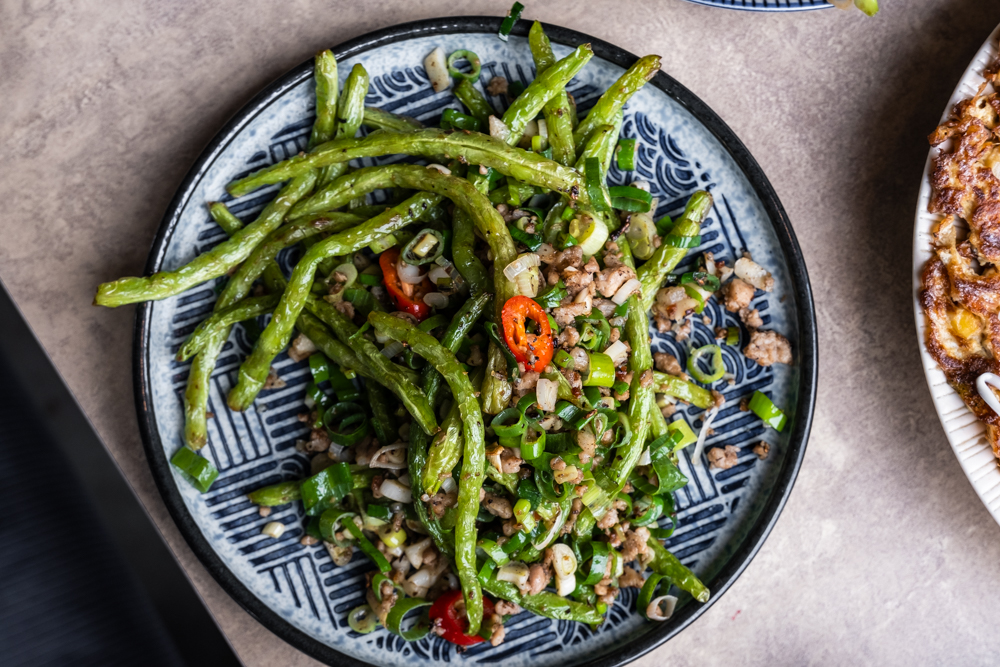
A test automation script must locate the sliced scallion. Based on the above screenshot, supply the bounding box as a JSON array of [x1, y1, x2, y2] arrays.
[[498, 3, 525, 41], [170, 446, 219, 493], [749, 390, 787, 432], [446, 49, 482, 81], [686, 344, 725, 384]]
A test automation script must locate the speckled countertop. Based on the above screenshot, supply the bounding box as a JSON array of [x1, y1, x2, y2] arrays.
[[4, 1, 1000, 664]]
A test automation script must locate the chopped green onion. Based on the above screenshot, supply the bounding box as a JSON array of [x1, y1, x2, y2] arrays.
[[582, 542, 611, 585], [561, 205, 577, 221], [340, 512, 392, 573], [302, 463, 352, 515], [385, 597, 432, 641], [668, 417, 698, 450], [358, 266, 383, 286], [649, 433, 689, 494], [509, 225, 545, 251], [516, 392, 538, 414], [725, 326, 740, 346], [441, 107, 481, 132], [305, 382, 330, 416], [749, 390, 787, 432], [531, 134, 545, 152], [343, 287, 382, 320], [366, 503, 392, 522], [681, 271, 722, 292], [584, 157, 610, 212], [555, 400, 583, 423], [554, 349, 574, 369], [613, 301, 629, 319], [309, 353, 331, 382], [655, 215, 673, 237], [478, 559, 498, 586], [507, 80, 526, 99], [478, 538, 510, 566], [632, 495, 664, 527], [323, 402, 371, 446], [446, 49, 482, 81], [686, 344, 725, 384], [348, 605, 379, 634], [616, 138, 637, 170], [170, 446, 219, 493], [492, 407, 527, 438], [683, 284, 706, 314], [609, 185, 653, 213], [499, 3, 524, 40], [613, 380, 629, 395], [401, 228, 445, 265], [583, 352, 616, 387], [521, 421, 546, 459], [534, 280, 567, 309], [501, 529, 529, 554]]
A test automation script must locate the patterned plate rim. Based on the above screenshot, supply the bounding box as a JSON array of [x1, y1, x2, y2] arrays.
[[679, 0, 833, 12], [912, 23, 1000, 527], [133, 16, 818, 667]]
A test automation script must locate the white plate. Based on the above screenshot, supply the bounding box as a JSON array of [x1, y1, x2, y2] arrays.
[[913, 24, 1000, 523]]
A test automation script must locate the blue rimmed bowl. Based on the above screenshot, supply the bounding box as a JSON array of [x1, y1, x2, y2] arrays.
[[134, 16, 817, 667]]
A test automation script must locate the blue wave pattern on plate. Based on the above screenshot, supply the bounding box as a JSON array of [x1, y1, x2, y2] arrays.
[[682, 0, 832, 10], [146, 33, 797, 667]]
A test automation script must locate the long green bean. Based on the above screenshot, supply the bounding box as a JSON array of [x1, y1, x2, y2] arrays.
[[219, 212, 363, 308], [362, 106, 423, 132], [305, 297, 433, 432], [368, 312, 486, 636], [637, 191, 713, 313], [425, 363, 486, 495], [653, 371, 713, 409], [295, 311, 374, 381], [528, 21, 576, 166], [574, 113, 623, 176], [208, 201, 244, 235], [452, 211, 491, 295], [317, 63, 368, 188], [611, 238, 653, 488], [501, 44, 593, 146], [309, 50, 339, 149], [453, 79, 496, 127], [226, 191, 442, 413], [227, 130, 585, 203], [482, 580, 606, 625], [177, 294, 280, 361], [95, 172, 317, 308], [573, 55, 661, 147]]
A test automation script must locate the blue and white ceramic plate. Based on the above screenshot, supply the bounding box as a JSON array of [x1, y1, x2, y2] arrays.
[[135, 16, 817, 667], [680, 0, 833, 11]]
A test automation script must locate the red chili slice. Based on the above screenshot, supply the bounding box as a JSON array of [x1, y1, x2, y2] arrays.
[[501, 295, 554, 372], [379, 247, 432, 321], [428, 590, 495, 646]]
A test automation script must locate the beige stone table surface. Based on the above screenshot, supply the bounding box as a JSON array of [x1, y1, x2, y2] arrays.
[[4, 0, 1000, 664]]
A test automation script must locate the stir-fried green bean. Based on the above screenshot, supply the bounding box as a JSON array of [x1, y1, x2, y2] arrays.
[[574, 112, 623, 177], [306, 297, 434, 433], [362, 106, 424, 132], [177, 294, 279, 361], [220, 212, 363, 308], [500, 43, 593, 146], [318, 63, 368, 187], [573, 55, 661, 147], [453, 79, 496, 128], [95, 172, 317, 308], [528, 21, 576, 166], [369, 312, 486, 636], [208, 201, 244, 235], [226, 191, 442, 413], [310, 50, 339, 149], [610, 238, 653, 488], [637, 191, 713, 313], [452, 211, 491, 294], [227, 130, 585, 203]]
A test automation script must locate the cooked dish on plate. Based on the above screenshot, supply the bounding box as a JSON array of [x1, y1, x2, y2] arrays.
[[94, 4, 793, 648], [921, 52, 1000, 457]]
